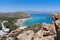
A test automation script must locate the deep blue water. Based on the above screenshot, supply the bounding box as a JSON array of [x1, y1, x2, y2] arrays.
[[23, 13, 53, 26]]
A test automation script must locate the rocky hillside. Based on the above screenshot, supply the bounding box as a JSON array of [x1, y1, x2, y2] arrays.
[[1, 13, 60, 40]]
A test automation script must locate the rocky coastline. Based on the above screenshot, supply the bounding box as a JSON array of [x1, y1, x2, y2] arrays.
[[1, 13, 60, 40]]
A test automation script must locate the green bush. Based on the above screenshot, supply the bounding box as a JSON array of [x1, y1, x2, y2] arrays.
[[4, 19, 18, 31], [2, 36, 7, 40]]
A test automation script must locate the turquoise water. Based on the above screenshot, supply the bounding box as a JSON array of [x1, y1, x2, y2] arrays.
[[23, 13, 53, 27]]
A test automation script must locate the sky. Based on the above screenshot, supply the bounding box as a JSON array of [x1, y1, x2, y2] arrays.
[[0, 0, 60, 12]]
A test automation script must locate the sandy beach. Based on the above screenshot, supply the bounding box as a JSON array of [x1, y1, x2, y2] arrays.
[[15, 18, 30, 29]]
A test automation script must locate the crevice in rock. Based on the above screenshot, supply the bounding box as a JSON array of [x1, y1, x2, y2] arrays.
[[54, 21, 59, 40], [31, 37, 34, 40]]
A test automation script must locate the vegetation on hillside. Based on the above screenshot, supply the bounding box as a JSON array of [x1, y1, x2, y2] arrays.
[[0, 12, 29, 19], [4, 18, 18, 31], [23, 23, 42, 33]]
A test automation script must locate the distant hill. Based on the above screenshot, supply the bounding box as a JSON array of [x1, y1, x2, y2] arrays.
[[0, 12, 30, 19], [0, 11, 59, 19]]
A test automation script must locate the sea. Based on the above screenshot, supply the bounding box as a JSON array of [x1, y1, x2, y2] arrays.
[[23, 13, 53, 27]]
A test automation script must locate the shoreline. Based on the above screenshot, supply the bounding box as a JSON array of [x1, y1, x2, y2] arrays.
[[15, 18, 30, 29]]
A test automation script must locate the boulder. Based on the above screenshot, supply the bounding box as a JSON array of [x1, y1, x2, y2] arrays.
[[52, 13, 60, 21], [42, 23, 57, 36], [33, 28, 43, 40], [33, 29, 54, 40], [8, 30, 21, 37], [17, 30, 34, 40]]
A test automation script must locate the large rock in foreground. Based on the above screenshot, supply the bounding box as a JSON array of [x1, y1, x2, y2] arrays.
[[42, 23, 57, 37], [6, 22, 57, 40], [17, 30, 34, 40]]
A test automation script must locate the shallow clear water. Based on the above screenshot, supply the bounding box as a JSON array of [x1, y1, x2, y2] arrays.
[[23, 13, 53, 27]]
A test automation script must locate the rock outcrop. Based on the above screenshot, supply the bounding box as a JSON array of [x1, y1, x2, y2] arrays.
[[17, 30, 34, 40], [55, 19, 60, 39], [33, 28, 43, 40], [52, 13, 60, 40], [42, 23, 57, 37], [52, 13, 60, 21], [17, 23, 56, 40], [5, 23, 56, 40]]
